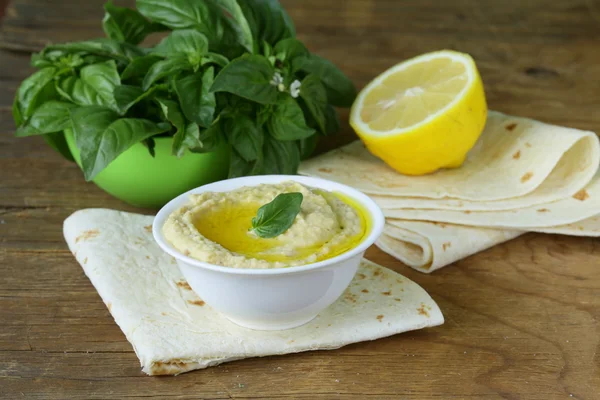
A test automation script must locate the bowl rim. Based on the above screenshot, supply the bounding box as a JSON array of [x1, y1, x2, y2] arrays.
[[152, 175, 385, 276]]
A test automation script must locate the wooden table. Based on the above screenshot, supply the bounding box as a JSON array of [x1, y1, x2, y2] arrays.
[[2, 1, 600, 398]]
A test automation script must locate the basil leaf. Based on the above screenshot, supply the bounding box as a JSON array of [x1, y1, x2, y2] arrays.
[[324, 104, 341, 135], [142, 56, 191, 90], [298, 135, 318, 160], [182, 122, 206, 153], [293, 54, 356, 107], [251, 192, 303, 238], [137, 0, 246, 59], [121, 55, 162, 81], [263, 135, 300, 174], [201, 52, 229, 67], [156, 98, 189, 157], [229, 148, 263, 178], [192, 121, 225, 153], [299, 74, 327, 134], [15, 67, 57, 120], [12, 98, 24, 127], [71, 106, 170, 180], [43, 131, 75, 162], [225, 115, 263, 162], [15, 101, 77, 136], [143, 137, 156, 157], [44, 39, 133, 62], [268, 96, 315, 141], [213, 0, 254, 53], [210, 54, 278, 105], [273, 38, 308, 63], [114, 85, 157, 114], [239, 0, 296, 46], [153, 29, 209, 65], [175, 67, 216, 127], [80, 60, 121, 109], [103, 2, 160, 45]]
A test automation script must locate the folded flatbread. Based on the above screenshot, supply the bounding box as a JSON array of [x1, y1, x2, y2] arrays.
[[63, 209, 444, 375], [300, 111, 600, 272]]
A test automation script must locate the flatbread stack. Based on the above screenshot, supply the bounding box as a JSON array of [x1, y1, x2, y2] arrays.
[[64, 209, 443, 375], [300, 111, 600, 273]]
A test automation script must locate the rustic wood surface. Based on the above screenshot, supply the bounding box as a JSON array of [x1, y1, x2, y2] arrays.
[[1, 0, 600, 399]]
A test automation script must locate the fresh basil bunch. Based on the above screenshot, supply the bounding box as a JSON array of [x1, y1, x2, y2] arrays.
[[12, 0, 356, 180]]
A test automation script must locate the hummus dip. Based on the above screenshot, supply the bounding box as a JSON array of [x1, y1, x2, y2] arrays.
[[162, 181, 368, 269]]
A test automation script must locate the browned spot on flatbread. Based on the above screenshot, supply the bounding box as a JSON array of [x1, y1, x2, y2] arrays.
[[573, 189, 589, 201], [183, 249, 191, 256], [525, 142, 532, 148], [345, 293, 357, 303], [505, 123, 518, 131], [433, 222, 448, 228], [521, 172, 533, 183], [75, 229, 100, 243], [176, 280, 192, 291], [161, 312, 167, 316], [376, 315, 384, 322], [151, 360, 192, 375], [318, 167, 332, 173], [83, 257, 88, 264], [357, 273, 366, 280], [288, 340, 295, 344], [537, 208, 550, 212], [396, 278, 402, 283], [382, 291, 391, 296], [146, 255, 151, 259], [417, 303, 431, 317], [106, 302, 112, 312], [442, 242, 452, 251], [144, 225, 152, 233], [361, 289, 369, 293], [512, 150, 521, 160], [464, 210, 472, 214], [373, 270, 381, 277], [394, 298, 402, 302], [188, 300, 205, 306]]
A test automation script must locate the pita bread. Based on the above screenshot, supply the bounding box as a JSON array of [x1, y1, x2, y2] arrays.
[[300, 111, 599, 203], [63, 209, 443, 375], [300, 111, 600, 272]]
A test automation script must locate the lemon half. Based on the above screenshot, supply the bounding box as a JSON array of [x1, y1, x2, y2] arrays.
[[350, 50, 487, 175]]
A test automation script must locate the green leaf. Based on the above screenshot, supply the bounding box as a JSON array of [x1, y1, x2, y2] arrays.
[[213, 0, 254, 53], [239, 0, 296, 46], [293, 54, 356, 107], [80, 60, 121, 109], [142, 56, 191, 90], [71, 106, 170, 180], [268, 96, 315, 141], [15, 67, 57, 120], [153, 29, 209, 65], [324, 104, 341, 135], [224, 115, 263, 162], [193, 121, 225, 153], [143, 137, 156, 157], [229, 148, 262, 178], [182, 122, 205, 153], [15, 101, 77, 136], [156, 98, 190, 157], [12, 97, 24, 127], [273, 38, 308, 63], [44, 39, 133, 62], [210, 54, 278, 104], [121, 55, 162, 80], [263, 135, 300, 174], [201, 52, 229, 67], [103, 2, 158, 45], [299, 74, 327, 134], [175, 67, 216, 128], [251, 192, 303, 238], [43, 131, 75, 162], [114, 85, 157, 114], [298, 135, 318, 160], [136, 0, 246, 59]]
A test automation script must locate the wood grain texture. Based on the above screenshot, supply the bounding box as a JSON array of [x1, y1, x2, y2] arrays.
[[1, 0, 600, 399]]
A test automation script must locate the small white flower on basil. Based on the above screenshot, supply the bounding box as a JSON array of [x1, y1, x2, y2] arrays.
[[290, 80, 301, 98], [277, 83, 286, 92], [270, 72, 283, 87]]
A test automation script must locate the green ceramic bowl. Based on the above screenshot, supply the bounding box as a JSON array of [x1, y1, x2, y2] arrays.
[[64, 129, 230, 208]]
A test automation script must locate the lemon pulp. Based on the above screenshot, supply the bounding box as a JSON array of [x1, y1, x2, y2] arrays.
[[193, 193, 370, 265]]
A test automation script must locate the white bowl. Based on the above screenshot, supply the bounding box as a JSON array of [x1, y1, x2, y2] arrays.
[[153, 175, 385, 331]]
